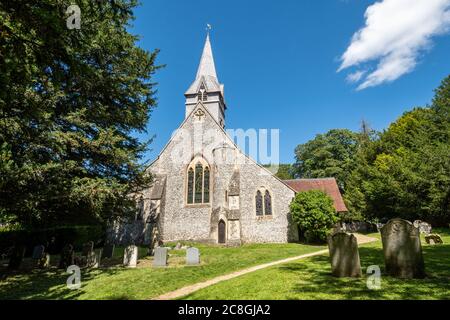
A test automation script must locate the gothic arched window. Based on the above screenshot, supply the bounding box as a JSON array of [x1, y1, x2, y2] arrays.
[[255, 188, 273, 216], [255, 191, 263, 216], [186, 157, 211, 205], [264, 190, 272, 215]]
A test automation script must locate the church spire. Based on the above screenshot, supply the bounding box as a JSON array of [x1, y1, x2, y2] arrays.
[[195, 33, 218, 80], [185, 29, 226, 128]]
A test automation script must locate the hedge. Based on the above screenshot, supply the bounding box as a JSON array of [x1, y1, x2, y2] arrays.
[[0, 225, 104, 256]]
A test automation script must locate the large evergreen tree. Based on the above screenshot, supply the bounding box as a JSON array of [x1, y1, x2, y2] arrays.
[[0, 1, 160, 227]]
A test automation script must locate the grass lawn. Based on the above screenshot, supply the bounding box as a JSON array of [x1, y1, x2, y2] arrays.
[[0, 242, 324, 300], [183, 229, 450, 300]]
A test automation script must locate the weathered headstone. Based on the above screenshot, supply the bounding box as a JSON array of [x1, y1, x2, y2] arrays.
[[413, 220, 432, 235], [102, 244, 115, 259], [153, 247, 168, 267], [59, 244, 74, 269], [186, 247, 200, 266], [175, 242, 182, 250], [381, 218, 425, 279], [425, 234, 443, 245], [8, 246, 26, 270], [123, 245, 138, 268], [327, 233, 361, 277], [32, 245, 45, 260]]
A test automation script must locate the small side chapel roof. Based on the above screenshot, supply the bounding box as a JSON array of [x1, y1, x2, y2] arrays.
[[283, 178, 348, 213]]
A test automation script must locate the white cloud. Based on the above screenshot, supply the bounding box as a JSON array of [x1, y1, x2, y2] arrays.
[[346, 70, 366, 83], [338, 0, 450, 90]]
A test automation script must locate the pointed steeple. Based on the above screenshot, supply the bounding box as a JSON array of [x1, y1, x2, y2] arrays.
[[195, 33, 218, 80], [185, 31, 226, 128]]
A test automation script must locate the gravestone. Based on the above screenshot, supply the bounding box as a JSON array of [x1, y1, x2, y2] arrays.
[[413, 220, 432, 235], [82, 241, 94, 256], [32, 245, 45, 260], [123, 245, 138, 268], [327, 233, 361, 277], [8, 246, 26, 270], [92, 248, 102, 268], [59, 244, 74, 269], [102, 244, 115, 259], [425, 234, 443, 245], [153, 247, 168, 267], [186, 247, 200, 266], [175, 242, 182, 250], [381, 218, 425, 279], [38, 254, 51, 269]]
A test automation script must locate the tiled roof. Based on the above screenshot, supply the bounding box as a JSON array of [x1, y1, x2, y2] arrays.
[[283, 178, 348, 212]]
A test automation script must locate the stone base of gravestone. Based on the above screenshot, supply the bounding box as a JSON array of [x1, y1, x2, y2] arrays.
[[381, 218, 425, 279], [153, 247, 168, 267], [327, 233, 361, 278], [123, 245, 138, 268], [186, 247, 200, 266]]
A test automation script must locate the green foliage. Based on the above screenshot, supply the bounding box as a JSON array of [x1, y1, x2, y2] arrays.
[[290, 190, 338, 243], [292, 129, 360, 192], [0, 1, 161, 227], [345, 76, 450, 225], [275, 164, 295, 180]]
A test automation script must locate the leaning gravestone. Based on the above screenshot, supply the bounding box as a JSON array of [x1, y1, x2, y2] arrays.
[[8, 246, 26, 270], [186, 247, 200, 266], [59, 244, 74, 269], [153, 247, 168, 267], [102, 244, 115, 259], [123, 245, 138, 268], [327, 233, 361, 277], [381, 218, 425, 279]]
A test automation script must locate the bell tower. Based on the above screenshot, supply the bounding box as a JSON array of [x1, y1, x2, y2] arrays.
[[185, 33, 226, 128]]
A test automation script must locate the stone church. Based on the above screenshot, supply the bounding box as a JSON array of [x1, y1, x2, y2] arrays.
[[109, 34, 347, 246]]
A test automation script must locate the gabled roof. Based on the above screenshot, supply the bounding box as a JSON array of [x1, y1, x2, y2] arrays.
[[283, 178, 348, 212]]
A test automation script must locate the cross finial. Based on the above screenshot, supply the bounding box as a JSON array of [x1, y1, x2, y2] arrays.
[[206, 23, 212, 34]]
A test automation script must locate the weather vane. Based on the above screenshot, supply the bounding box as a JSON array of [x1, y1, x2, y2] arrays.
[[206, 23, 212, 33]]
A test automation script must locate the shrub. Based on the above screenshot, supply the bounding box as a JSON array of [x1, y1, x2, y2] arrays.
[[290, 190, 338, 243]]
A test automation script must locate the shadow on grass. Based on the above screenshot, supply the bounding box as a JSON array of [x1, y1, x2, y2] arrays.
[[277, 243, 450, 300], [0, 267, 127, 300]]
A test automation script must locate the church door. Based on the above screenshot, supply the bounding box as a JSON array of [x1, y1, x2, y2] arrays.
[[218, 220, 226, 244]]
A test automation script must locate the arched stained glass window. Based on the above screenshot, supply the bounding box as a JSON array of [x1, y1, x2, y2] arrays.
[[255, 188, 273, 216], [194, 162, 203, 204], [204, 167, 210, 203], [264, 190, 272, 215], [255, 191, 263, 216], [187, 157, 211, 205], [187, 168, 194, 204]]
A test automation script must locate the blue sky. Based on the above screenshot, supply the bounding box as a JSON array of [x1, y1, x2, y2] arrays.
[[130, 0, 450, 164]]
